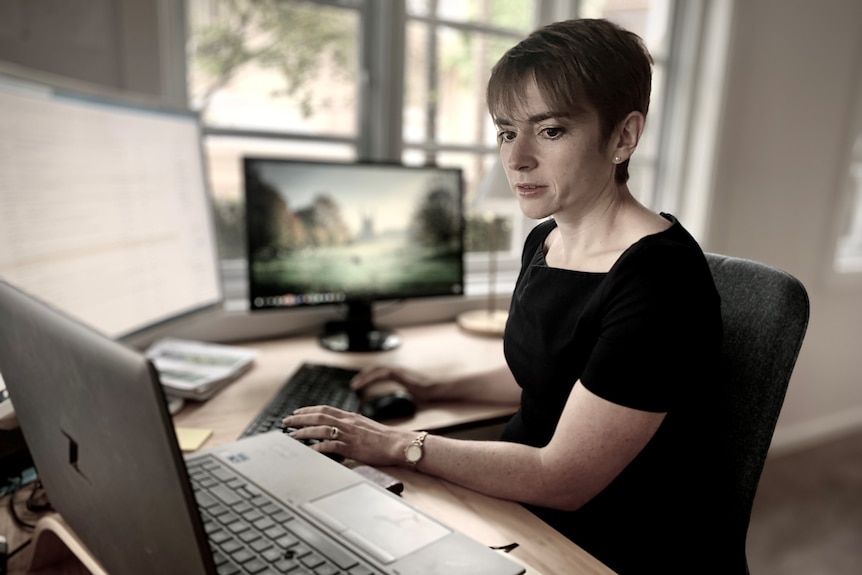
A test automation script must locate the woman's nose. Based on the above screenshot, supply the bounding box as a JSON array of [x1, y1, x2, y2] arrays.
[[505, 138, 537, 172]]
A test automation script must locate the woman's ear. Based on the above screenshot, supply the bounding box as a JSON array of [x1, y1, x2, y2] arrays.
[[612, 111, 645, 162]]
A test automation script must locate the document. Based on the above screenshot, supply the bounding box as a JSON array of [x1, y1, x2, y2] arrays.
[[146, 338, 257, 401]]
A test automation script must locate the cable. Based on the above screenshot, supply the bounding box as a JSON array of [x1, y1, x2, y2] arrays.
[[6, 539, 31, 561], [6, 474, 51, 531], [2, 475, 52, 571], [25, 478, 50, 514], [490, 542, 520, 553], [6, 478, 34, 531]]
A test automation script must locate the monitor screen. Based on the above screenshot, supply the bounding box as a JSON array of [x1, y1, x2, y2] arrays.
[[0, 73, 222, 340], [243, 157, 464, 351]]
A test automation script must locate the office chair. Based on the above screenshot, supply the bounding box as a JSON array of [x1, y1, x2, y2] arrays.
[[705, 253, 810, 573]]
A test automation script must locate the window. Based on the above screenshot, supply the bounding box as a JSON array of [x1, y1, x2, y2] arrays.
[[834, 67, 862, 273], [186, 0, 362, 270], [836, 136, 862, 272], [184, 0, 678, 305], [400, 1, 538, 290]]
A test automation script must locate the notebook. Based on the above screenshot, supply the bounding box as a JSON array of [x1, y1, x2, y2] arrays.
[[0, 281, 524, 575]]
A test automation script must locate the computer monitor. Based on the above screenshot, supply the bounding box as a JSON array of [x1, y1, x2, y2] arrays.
[[0, 71, 222, 341], [243, 157, 464, 352]]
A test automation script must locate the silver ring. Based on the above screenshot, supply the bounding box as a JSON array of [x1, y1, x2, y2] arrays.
[[330, 426, 341, 440]]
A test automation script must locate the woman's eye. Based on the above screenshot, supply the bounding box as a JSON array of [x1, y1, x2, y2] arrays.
[[541, 127, 564, 139], [497, 130, 515, 143]]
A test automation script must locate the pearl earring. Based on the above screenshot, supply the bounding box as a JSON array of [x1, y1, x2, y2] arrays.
[[613, 156, 621, 163]]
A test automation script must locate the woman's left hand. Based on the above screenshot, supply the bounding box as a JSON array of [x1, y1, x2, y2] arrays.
[[281, 405, 413, 467]]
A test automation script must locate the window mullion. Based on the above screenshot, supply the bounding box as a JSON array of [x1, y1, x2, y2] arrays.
[[534, 0, 580, 26], [360, 0, 406, 162]]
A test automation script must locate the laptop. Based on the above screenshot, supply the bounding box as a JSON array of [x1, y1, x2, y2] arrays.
[[0, 281, 524, 575]]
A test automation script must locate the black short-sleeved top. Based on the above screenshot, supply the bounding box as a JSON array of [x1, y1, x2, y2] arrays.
[[501, 214, 737, 574]]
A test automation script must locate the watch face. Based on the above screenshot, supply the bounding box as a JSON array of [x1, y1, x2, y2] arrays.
[[406, 444, 422, 462]]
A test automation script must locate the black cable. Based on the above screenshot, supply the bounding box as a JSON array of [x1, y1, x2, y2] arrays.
[[6, 478, 35, 531], [6, 538, 31, 560], [25, 478, 50, 514], [2, 475, 52, 569], [6, 474, 50, 531], [490, 542, 520, 553]]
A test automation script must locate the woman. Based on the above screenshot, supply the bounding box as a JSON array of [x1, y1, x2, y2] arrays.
[[283, 18, 737, 574]]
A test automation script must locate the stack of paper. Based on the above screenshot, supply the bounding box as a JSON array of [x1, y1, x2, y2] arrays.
[[146, 338, 258, 401]]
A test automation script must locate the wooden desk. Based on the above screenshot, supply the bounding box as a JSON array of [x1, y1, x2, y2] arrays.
[[1, 322, 615, 574]]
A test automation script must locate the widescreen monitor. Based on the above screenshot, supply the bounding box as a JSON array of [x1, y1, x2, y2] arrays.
[[0, 72, 222, 341], [243, 158, 464, 351]]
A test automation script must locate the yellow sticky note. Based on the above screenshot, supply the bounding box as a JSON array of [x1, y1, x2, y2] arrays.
[[176, 427, 213, 452]]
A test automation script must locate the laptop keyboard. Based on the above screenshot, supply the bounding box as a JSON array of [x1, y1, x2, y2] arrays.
[[240, 363, 361, 438], [189, 454, 378, 575]]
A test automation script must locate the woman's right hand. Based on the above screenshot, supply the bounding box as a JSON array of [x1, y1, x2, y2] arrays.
[[350, 364, 454, 402]]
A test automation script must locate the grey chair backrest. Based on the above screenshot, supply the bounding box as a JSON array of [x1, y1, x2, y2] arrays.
[[706, 253, 810, 570]]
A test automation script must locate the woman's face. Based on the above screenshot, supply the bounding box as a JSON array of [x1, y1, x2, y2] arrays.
[[493, 79, 618, 223]]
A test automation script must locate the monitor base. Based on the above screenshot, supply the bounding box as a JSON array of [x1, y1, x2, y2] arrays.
[[456, 308, 508, 337], [319, 301, 401, 352], [319, 326, 401, 353]]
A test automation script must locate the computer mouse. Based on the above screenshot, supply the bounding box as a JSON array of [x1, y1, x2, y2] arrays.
[[360, 390, 416, 421]]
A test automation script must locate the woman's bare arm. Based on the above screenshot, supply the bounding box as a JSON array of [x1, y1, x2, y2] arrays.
[[283, 381, 664, 511]]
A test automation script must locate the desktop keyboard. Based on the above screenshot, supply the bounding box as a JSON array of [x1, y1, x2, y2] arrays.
[[188, 454, 375, 575], [240, 363, 361, 438]]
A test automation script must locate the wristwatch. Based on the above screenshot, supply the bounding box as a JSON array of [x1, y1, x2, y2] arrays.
[[404, 431, 428, 469]]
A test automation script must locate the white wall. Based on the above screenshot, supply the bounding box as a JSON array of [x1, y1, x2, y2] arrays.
[[706, 0, 862, 451], [0, 0, 179, 104]]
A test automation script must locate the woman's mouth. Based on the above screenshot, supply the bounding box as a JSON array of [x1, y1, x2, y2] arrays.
[[516, 184, 544, 197]]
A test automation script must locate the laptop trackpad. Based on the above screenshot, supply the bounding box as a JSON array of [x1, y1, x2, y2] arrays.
[[302, 483, 450, 564]]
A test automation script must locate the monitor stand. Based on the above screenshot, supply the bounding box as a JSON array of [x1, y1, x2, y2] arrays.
[[319, 300, 400, 352]]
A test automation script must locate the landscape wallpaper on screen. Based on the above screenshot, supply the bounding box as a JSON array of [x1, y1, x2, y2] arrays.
[[245, 161, 463, 308]]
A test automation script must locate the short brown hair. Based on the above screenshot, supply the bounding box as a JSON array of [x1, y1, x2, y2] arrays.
[[487, 19, 653, 184]]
